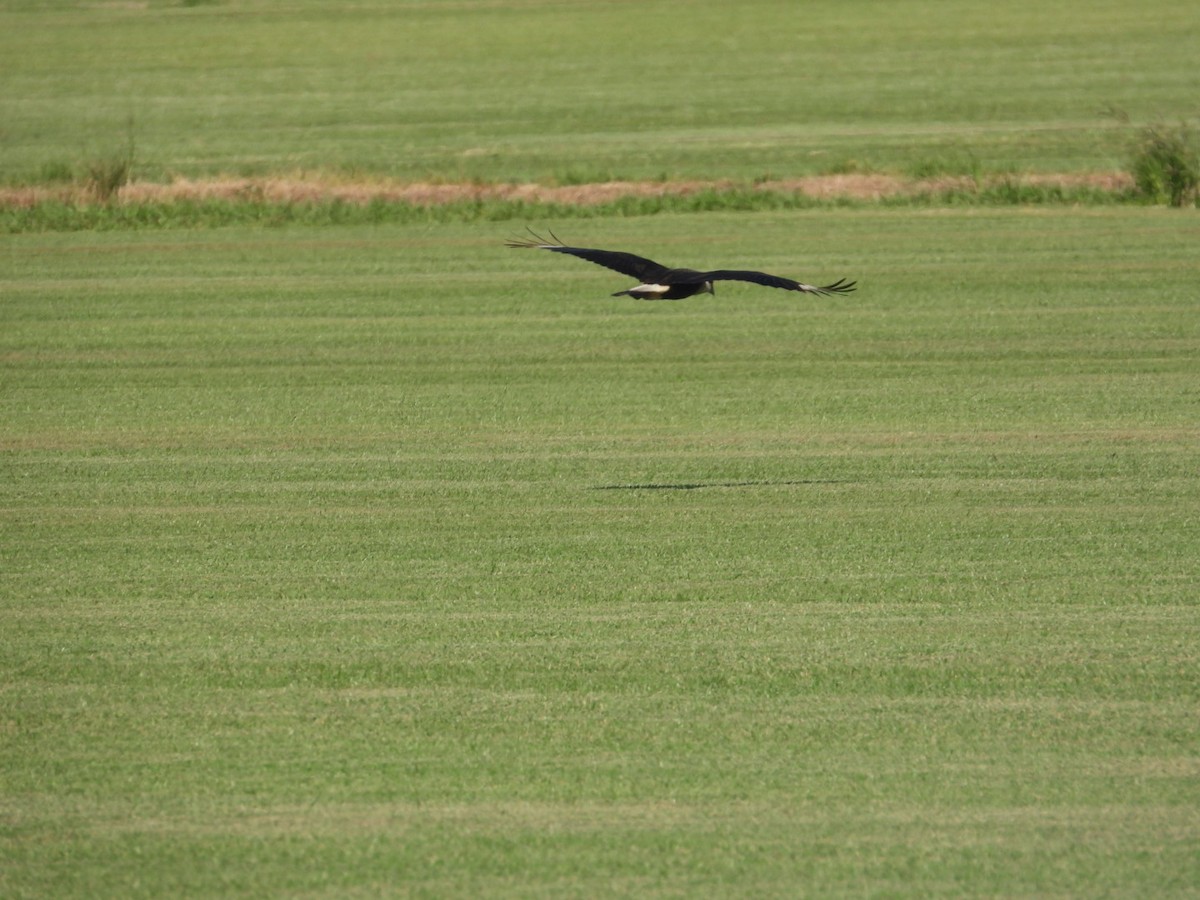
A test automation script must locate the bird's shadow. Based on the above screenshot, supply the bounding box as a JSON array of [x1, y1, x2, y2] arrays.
[[591, 479, 845, 492]]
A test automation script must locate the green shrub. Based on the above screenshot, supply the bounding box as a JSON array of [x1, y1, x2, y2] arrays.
[[1130, 122, 1199, 207]]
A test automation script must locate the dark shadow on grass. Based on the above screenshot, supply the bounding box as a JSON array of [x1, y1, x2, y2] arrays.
[[592, 479, 846, 491]]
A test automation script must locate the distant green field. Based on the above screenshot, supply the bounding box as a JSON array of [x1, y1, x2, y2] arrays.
[[3, 0, 1198, 184], [3, 209, 1199, 896]]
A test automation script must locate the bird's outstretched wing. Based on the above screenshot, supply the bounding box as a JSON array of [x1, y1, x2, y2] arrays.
[[505, 230, 671, 282], [702, 270, 857, 296]]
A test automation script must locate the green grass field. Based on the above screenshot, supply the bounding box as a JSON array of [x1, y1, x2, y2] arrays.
[[3, 0, 1199, 184], [3, 0, 1200, 896], [4, 210, 1199, 896]]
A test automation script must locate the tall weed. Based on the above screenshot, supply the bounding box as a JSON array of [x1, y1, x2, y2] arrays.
[[1130, 122, 1198, 207]]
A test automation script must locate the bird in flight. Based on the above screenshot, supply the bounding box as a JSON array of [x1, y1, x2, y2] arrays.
[[506, 230, 856, 301]]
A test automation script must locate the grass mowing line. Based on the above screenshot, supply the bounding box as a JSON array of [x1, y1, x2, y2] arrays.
[[0, 174, 1150, 234], [0, 170, 1137, 206]]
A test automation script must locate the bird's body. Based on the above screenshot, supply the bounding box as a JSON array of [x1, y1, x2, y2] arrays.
[[506, 230, 855, 301], [613, 269, 714, 301]]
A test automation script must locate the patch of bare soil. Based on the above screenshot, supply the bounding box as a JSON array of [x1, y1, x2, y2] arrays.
[[1, 172, 1133, 208]]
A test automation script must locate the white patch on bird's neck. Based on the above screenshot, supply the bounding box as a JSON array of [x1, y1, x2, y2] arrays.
[[631, 284, 669, 294]]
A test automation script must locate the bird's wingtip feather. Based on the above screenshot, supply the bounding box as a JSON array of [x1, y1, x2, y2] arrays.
[[820, 277, 857, 295], [504, 228, 564, 249]]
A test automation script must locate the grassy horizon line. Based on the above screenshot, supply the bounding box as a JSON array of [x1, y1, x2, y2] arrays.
[[0, 173, 1159, 234]]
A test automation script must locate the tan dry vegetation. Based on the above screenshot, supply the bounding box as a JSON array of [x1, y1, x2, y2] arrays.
[[0, 172, 1134, 208]]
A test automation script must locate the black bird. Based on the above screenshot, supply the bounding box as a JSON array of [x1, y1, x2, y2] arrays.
[[506, 230, 856, 301]]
